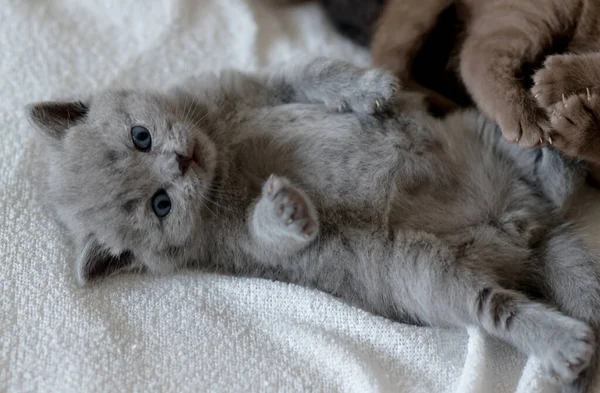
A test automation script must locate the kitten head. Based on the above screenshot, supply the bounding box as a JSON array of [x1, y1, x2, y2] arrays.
[[27, 90, 218, 284]]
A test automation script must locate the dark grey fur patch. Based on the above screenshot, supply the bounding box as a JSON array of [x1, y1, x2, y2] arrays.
[[122, 199, 138, 213], [104, 150, 119, 163]]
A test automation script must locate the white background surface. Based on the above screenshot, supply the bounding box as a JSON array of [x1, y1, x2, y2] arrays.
[[2, 1, 600, 392]]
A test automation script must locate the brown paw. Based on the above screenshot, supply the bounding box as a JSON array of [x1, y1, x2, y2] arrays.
[[497, 103, 549, 148], [533, 55, 579, 108], [263, 175, 319, 241], [548, 90, 600, 161], [532, 54, 600, 108]]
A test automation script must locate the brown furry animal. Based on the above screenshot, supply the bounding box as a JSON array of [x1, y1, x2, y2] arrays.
[[320, 0, 600, 172]]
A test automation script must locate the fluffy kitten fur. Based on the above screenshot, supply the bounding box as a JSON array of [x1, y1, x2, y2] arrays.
[[319, 0, 600, 171], [28, 58, 600, 392]]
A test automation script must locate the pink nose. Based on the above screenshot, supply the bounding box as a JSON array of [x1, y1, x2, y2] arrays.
[[176, 153, 193, 175]]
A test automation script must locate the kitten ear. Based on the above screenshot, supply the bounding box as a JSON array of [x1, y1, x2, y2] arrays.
[[26, 100, 89, 139], [75, 235, 133, 285]]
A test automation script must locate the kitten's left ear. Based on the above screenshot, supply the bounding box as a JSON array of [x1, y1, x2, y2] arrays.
[[75, 235, 133, 285], [26, 100, 89, 139]]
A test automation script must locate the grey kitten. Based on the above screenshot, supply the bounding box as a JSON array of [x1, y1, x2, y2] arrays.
[[28, 58, 600, 392]]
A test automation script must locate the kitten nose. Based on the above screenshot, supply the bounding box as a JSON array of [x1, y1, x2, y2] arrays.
[[176, 153, 192, 175]]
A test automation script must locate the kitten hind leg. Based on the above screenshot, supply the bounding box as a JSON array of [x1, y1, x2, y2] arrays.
[[541, 227, 600, 392], [387, 231, 595, 387], [249, 175, 319, 255]]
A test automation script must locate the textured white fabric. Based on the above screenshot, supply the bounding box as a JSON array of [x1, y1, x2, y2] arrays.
[[2, 1, 600, 392]]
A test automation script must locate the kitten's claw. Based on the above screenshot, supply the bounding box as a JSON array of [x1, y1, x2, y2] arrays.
[[498, 103, 548, 148], [531, 54, 595, 107], [548, 135, 553, 145], [587, 87, 592, 101], [563, 94, 568, 107], [267, 174, 275, 195]]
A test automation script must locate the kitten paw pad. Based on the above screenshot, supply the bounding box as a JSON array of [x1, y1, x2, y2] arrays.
[[263, 175, 319, 241], [541, 321, 595, 384]]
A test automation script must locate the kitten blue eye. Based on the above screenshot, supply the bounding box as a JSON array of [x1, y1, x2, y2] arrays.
[[131, 125, 152, 151], [151, 190, 171, 218]]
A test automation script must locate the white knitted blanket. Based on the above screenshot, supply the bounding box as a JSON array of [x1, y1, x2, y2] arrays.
[[2, 1, 600, 392]]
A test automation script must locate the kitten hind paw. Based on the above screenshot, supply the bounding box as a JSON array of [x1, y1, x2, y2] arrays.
[[262, 175, 319, 241], [540, 319, 595, 385]]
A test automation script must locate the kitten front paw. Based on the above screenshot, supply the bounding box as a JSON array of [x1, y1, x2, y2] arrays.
[[262, 175, 319, 241], [333, 68, 399, 115], [540, 319, 595, 385], [548, 90, 600, 162]]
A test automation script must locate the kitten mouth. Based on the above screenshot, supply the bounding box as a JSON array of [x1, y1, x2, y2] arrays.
[[177, 144, 205, 175]]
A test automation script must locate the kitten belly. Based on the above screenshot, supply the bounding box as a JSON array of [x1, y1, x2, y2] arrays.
[[240, 106, 547, 251], [390, 191, 542, 292], [237, 108, 407, 210]]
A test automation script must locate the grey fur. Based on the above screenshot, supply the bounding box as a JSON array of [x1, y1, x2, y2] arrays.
[[28, 58, 600, 392]]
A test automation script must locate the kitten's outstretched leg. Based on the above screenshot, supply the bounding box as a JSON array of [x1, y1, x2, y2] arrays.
[[249, 175, 319, 255], [458, 0, 575, 147], [540, 227, 600, 393], [385, 231, 595, 388]]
